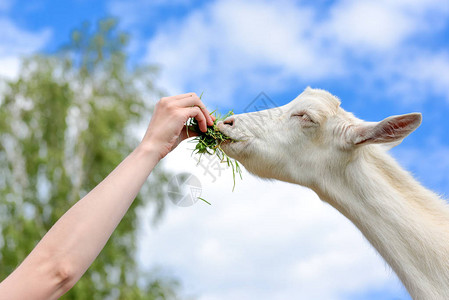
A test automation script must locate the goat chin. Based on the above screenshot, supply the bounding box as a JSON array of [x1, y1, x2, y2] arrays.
[[220, 139, 252, 159]]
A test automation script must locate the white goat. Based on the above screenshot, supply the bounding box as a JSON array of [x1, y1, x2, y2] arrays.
[[218, 87, 449, 300]]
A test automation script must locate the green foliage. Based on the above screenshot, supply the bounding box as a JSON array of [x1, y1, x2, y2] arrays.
[[0, 18, 178, 299]]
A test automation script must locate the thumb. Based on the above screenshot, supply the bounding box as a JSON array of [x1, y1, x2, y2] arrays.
[[180, 125, 200, 141]]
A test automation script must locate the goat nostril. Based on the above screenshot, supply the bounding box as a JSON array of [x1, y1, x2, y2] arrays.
[[223, 117, 235, 127]]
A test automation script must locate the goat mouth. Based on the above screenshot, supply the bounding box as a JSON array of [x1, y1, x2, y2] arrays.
[[219, 136, 252, 158], [216, 122, 252, 154], [218, 131, 248, 145], [217, 122, 234, 139]]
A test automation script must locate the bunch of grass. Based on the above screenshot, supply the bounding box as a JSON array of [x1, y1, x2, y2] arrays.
[[186, 104, 243, 202]]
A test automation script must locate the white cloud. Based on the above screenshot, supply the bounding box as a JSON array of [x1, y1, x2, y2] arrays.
[[320, 0, 449, 103], [137, 142, 409, 300], [143, 0, 449, 105], [322, 1, 414, 52], [0, 56, 21, 79], [0, 17, 51, 79], [0, 18, 51, 57], [145, 0, 343, 105], [396, 51, 449, 103], [322, 0, 449, 53]]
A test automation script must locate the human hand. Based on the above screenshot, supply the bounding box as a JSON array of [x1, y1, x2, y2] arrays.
[[140, 93, 215, 160]]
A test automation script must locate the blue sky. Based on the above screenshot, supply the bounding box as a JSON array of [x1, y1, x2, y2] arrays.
[[2, 0, 449, 299]]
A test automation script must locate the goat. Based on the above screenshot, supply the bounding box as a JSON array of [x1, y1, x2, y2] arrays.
[[218, 87, 449, 299]]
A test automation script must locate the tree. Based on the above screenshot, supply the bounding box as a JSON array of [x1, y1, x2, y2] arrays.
[[0, 19, 178, 299]]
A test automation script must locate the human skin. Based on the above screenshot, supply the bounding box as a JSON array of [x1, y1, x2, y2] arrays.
[[0, 92, 213, 300]]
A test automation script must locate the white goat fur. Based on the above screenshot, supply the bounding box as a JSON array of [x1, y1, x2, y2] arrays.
[[218, 87, 449, 300]]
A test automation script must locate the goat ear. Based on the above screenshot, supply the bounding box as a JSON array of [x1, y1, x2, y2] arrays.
[[351, 113, 422, 146]]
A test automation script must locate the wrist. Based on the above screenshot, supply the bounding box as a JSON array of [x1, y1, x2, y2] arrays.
[[135, 141, 164, 162]]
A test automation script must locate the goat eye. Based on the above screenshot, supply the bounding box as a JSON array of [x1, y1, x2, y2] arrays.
[[292, 112, 317, 126], [293, 112, 310, 120], [292, 112, 303, 117]]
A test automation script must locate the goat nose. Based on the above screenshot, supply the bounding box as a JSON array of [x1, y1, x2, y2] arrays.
[[223, 117, 235, 127]]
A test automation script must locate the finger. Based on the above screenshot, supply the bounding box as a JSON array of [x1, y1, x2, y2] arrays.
[[172, 92, 197, 100], [186, 106, 208, 132], [178, 96, 214, 126], [207, 112, 214, 125]]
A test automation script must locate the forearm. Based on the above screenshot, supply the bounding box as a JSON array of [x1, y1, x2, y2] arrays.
[[0, 143, 161, 299], [41, 143, 161, 277]]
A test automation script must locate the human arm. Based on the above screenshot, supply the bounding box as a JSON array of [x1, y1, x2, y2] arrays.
[[0, 93, 213, 300]]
